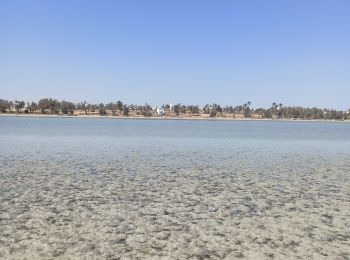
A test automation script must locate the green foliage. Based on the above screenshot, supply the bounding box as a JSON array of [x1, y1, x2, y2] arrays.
[[98, 103, 106, 115], [60, 101, 75, 115], [173, 104, 180, 116], [203, 104, 210, 114], [141, 103, 152, 117], [28, 102, 38, 113], [0, 99, 10, 113], [14, 100, 25, 113], [106, 102, 117, 115], [187, 105, 199, 114], [38, 98, 60, 114], [123, 105, 129, 116], [1, 97, 349, 121], [116, 100, 123, 111], [209, 109, 217, 117], [77, 101, 88, 115], [243, 108, 251, 118]]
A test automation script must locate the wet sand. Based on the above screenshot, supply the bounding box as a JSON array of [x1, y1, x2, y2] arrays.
[[1, 151, 350, 259]]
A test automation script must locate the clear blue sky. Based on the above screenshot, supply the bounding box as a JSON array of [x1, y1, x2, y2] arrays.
[[1, 0, 349, 109]]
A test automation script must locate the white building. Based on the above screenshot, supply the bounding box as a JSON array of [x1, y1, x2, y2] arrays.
[[156, 106, 165, 116]]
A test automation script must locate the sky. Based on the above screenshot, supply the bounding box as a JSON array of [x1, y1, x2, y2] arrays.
[[0, 0, 349, 110]]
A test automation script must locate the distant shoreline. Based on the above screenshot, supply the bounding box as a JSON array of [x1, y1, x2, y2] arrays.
[[1, 113, 349, 123]]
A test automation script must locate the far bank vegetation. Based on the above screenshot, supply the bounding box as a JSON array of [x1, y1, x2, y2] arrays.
[[0, 98, 349, 121]]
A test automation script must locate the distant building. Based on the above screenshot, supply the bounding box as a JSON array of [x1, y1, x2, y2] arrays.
[[156, 106, 165, 116]]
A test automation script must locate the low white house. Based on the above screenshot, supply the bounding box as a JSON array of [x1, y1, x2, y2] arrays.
[[156, 106, 165, 116]]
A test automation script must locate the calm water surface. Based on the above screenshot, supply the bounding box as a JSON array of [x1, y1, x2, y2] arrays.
[[1, 117, 350, 158], [0, 117, 350, 259]]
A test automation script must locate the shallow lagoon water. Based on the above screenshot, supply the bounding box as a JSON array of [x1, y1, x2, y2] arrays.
[[0, 117, 350, 259]]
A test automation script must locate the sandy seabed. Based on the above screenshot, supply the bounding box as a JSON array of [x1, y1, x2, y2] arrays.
[[1, 151, 350, 260]]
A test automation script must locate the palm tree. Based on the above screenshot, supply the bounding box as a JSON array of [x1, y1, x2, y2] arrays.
[[272, 102, 278, 118], [278, 103, 283, 119], [272, 102, 276, 112], [243, 102, 252, 118]]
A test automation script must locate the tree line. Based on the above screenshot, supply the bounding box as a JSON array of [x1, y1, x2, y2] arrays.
[[0, 98, 349, 120]]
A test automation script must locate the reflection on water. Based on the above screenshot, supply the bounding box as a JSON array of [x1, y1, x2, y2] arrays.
[[0, 117, 350, 259]]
